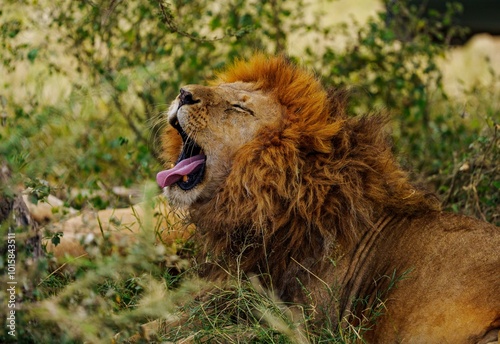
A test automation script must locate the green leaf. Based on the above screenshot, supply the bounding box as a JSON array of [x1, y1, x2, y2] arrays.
[[27, 48, 39, 62], [51, 232, 63, 247], [116, 76, 129, 92]]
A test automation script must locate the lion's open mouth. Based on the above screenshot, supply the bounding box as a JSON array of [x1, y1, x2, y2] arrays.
[[156, 120, 206, 191]]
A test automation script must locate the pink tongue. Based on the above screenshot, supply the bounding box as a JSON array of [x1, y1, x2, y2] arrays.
[[156, 155, 206, 188]]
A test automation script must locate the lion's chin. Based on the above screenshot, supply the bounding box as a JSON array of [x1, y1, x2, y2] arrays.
[[164, 185, 204, 207], [164, 168, 226, 208]]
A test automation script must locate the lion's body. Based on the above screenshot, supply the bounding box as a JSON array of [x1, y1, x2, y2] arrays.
[[334, 212, 500, 343], [159, 55, 500, 342]]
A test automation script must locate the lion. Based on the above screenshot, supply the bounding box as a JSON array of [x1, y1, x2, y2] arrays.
[[157, 55, 500, 343]]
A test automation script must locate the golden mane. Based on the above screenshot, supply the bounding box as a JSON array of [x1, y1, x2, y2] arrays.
[[188, 55, 440, 299]]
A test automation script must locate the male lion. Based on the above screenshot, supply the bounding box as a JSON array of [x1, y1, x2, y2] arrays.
[[157, 55, 500, 343]]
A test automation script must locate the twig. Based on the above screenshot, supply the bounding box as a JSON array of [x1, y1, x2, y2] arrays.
[[157, 0, 225, 42]]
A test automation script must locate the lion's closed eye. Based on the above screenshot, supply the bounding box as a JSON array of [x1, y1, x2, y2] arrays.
[[228, 104, 254, 116]]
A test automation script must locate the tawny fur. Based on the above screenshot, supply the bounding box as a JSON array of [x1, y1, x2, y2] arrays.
[[160, 55, 500, 343]]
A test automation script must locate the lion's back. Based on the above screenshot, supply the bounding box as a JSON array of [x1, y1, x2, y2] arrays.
[[371, 211, 500, 343]]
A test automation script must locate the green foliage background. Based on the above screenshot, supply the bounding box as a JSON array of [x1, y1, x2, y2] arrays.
[[0, 0, 498, 342]]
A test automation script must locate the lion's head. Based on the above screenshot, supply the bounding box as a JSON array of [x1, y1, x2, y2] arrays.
[[157, 80, 282, 206]]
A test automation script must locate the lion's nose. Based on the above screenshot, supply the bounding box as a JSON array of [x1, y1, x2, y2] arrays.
[[179, 88, 200, 107]]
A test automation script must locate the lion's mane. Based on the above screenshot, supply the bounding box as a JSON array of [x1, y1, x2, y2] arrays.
[[186, 55, 440, 300]]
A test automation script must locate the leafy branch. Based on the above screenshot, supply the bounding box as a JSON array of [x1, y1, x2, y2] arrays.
[[156, 0, 225, 42]]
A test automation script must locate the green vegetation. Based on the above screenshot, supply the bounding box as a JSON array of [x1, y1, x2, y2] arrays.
[[1, 0, 498, 342]]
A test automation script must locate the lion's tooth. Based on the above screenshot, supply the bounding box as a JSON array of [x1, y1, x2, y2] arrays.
[[182, 175, 189, 182]]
